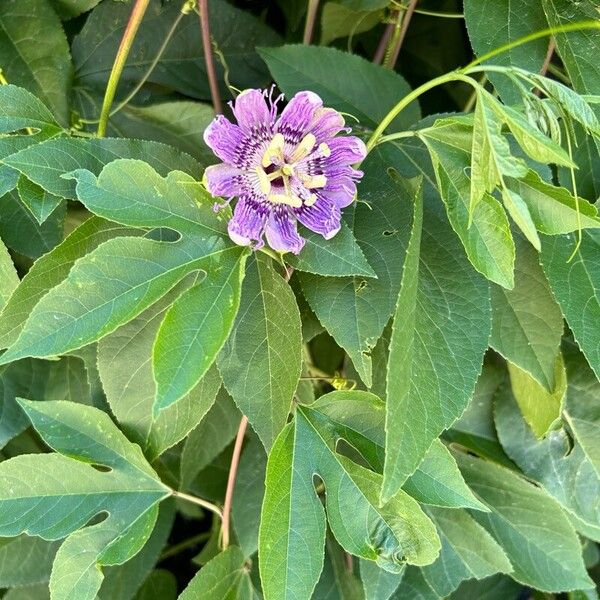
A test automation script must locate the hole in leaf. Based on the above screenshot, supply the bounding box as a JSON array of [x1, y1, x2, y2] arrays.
[[382, 229, 398, 237], [386, 167, 400, 181], [145, 227, 181, 242], [90, 463, 112, 473]]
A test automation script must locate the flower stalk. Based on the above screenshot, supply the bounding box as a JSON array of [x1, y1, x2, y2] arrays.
[[97, 0, 150, 137], [303, 0, 320, 45]]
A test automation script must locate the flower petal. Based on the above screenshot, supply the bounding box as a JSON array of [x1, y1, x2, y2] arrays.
[[309, 107, 347, 142], [295, 195, 341, 240], [228, 196, 270, 248], [233, 89, 273, 136], [204, 164, 248, 197], [276, 91, 323, 144], [265, 205, 305, 254], [203, 115, 245, 165], [327, 136, 368, 165], [321, 175, 358, 208]]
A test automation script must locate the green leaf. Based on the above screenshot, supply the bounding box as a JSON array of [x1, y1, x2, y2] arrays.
[[0, 216, 142, 350], [72, 93, 216, 164], [180, 388, 240, 489], [383, 172, 491, 497], [100, 502, 175, 600], [0, 84, 61, 135], [97, 287, 223, 461], [310, 390, 486, 511], [4, 584, 50, 600], [463, 0, 549, 104], [17, 175, 63, 224], [4, 137, 202, 200], [0, 160, 236, 366], [508, 355, 566, 438], [360, 559, 404, 600], [258, 45, 420, 132], [450, 574, 522, 600], [231, 432, 267, 558], [218, 254, 302, 450], [320, 3, 383, 45], [494, 365, 600, 541], [541, 230, 600, 379], [0, 535, 59, 587], [421, 507, 513, 597], [0, 237, 18, 312], [0, 0, 72, 125], [153, 248, 248, 414], [50, 0, 102, 19], [490, 235, 563, 391], [73, 0, 280, 100], [391, 567, 440, 600], [469, 90, 528, 217], [299, 146, 414, 385], [445, 363, 514, 467], [179, 546, 253, 599], [457, 452, 593, 592], [421, 121, 515, 288], [541, 0, 600, 96], [507, 170, 600, 234], [0, 400, 170, 600], [259, 406, 440, 600], [287, 221, 376, 278], [135, 570, 177, 600], [0, 189, 66, 259]]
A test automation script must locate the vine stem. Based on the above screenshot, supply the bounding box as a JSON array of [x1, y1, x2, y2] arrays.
[[384, 0, 417, 69], [373, 18, 394, 64], [367, 20, 600, 151], [303, 0, 320, 45], [97, 0, 150, 137], [198, 0, 223, 113], [535, 37, 556, 96], [221, 415, 248, 550], [171, 490, 223, 519]]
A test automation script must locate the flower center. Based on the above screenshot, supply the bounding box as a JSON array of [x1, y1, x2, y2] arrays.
[[257, 133, 329, 208]]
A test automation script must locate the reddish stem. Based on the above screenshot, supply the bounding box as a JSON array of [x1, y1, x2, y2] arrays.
[[198, 0, 223, 113], [221, 415, 248, 549], [374, 18, 395, 64], [385, 0, 418, 70]]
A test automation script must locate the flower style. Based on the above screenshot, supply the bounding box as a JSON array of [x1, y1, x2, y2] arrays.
[[203, 88, 367, 254]]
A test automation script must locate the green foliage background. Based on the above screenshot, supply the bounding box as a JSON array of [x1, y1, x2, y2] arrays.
[[1, 0, 600, 598]]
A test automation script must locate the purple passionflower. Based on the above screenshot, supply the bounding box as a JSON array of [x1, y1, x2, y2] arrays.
[[203, 88, 367, 254]]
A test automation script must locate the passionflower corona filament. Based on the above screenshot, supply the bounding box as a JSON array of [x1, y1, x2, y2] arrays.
[[203, 88, 367, 254]]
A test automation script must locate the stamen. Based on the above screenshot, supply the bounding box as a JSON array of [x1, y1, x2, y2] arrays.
[[303, 174, 327, 189], [281, 164, 294, 176], [290, 133, 317, 162], [318, 142, 331, 158], [262, 133, 285, 167], [304, 194, 317, 207], [255, 167, 271, 195], [268, 193, 302, 208]]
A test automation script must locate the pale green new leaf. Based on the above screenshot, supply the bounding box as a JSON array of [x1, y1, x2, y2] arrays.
[[0, 0, 72, 125], [508, 355, 566, 438], [421, 507, 512, 597], [0, 400, 169, 600], [541, 230, 600, 379], [153, 248, 248, 414], [179, 546, 253, 599], [97, 287, 223, 461], [383, 173, 491, 497], [490, 235, 563, 391], [0, 84, 62, 135], [421, 122, 515, 288], [457, 453, 593, 592], [218, 254, 302, 450], [507, 170, 600, 234]]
